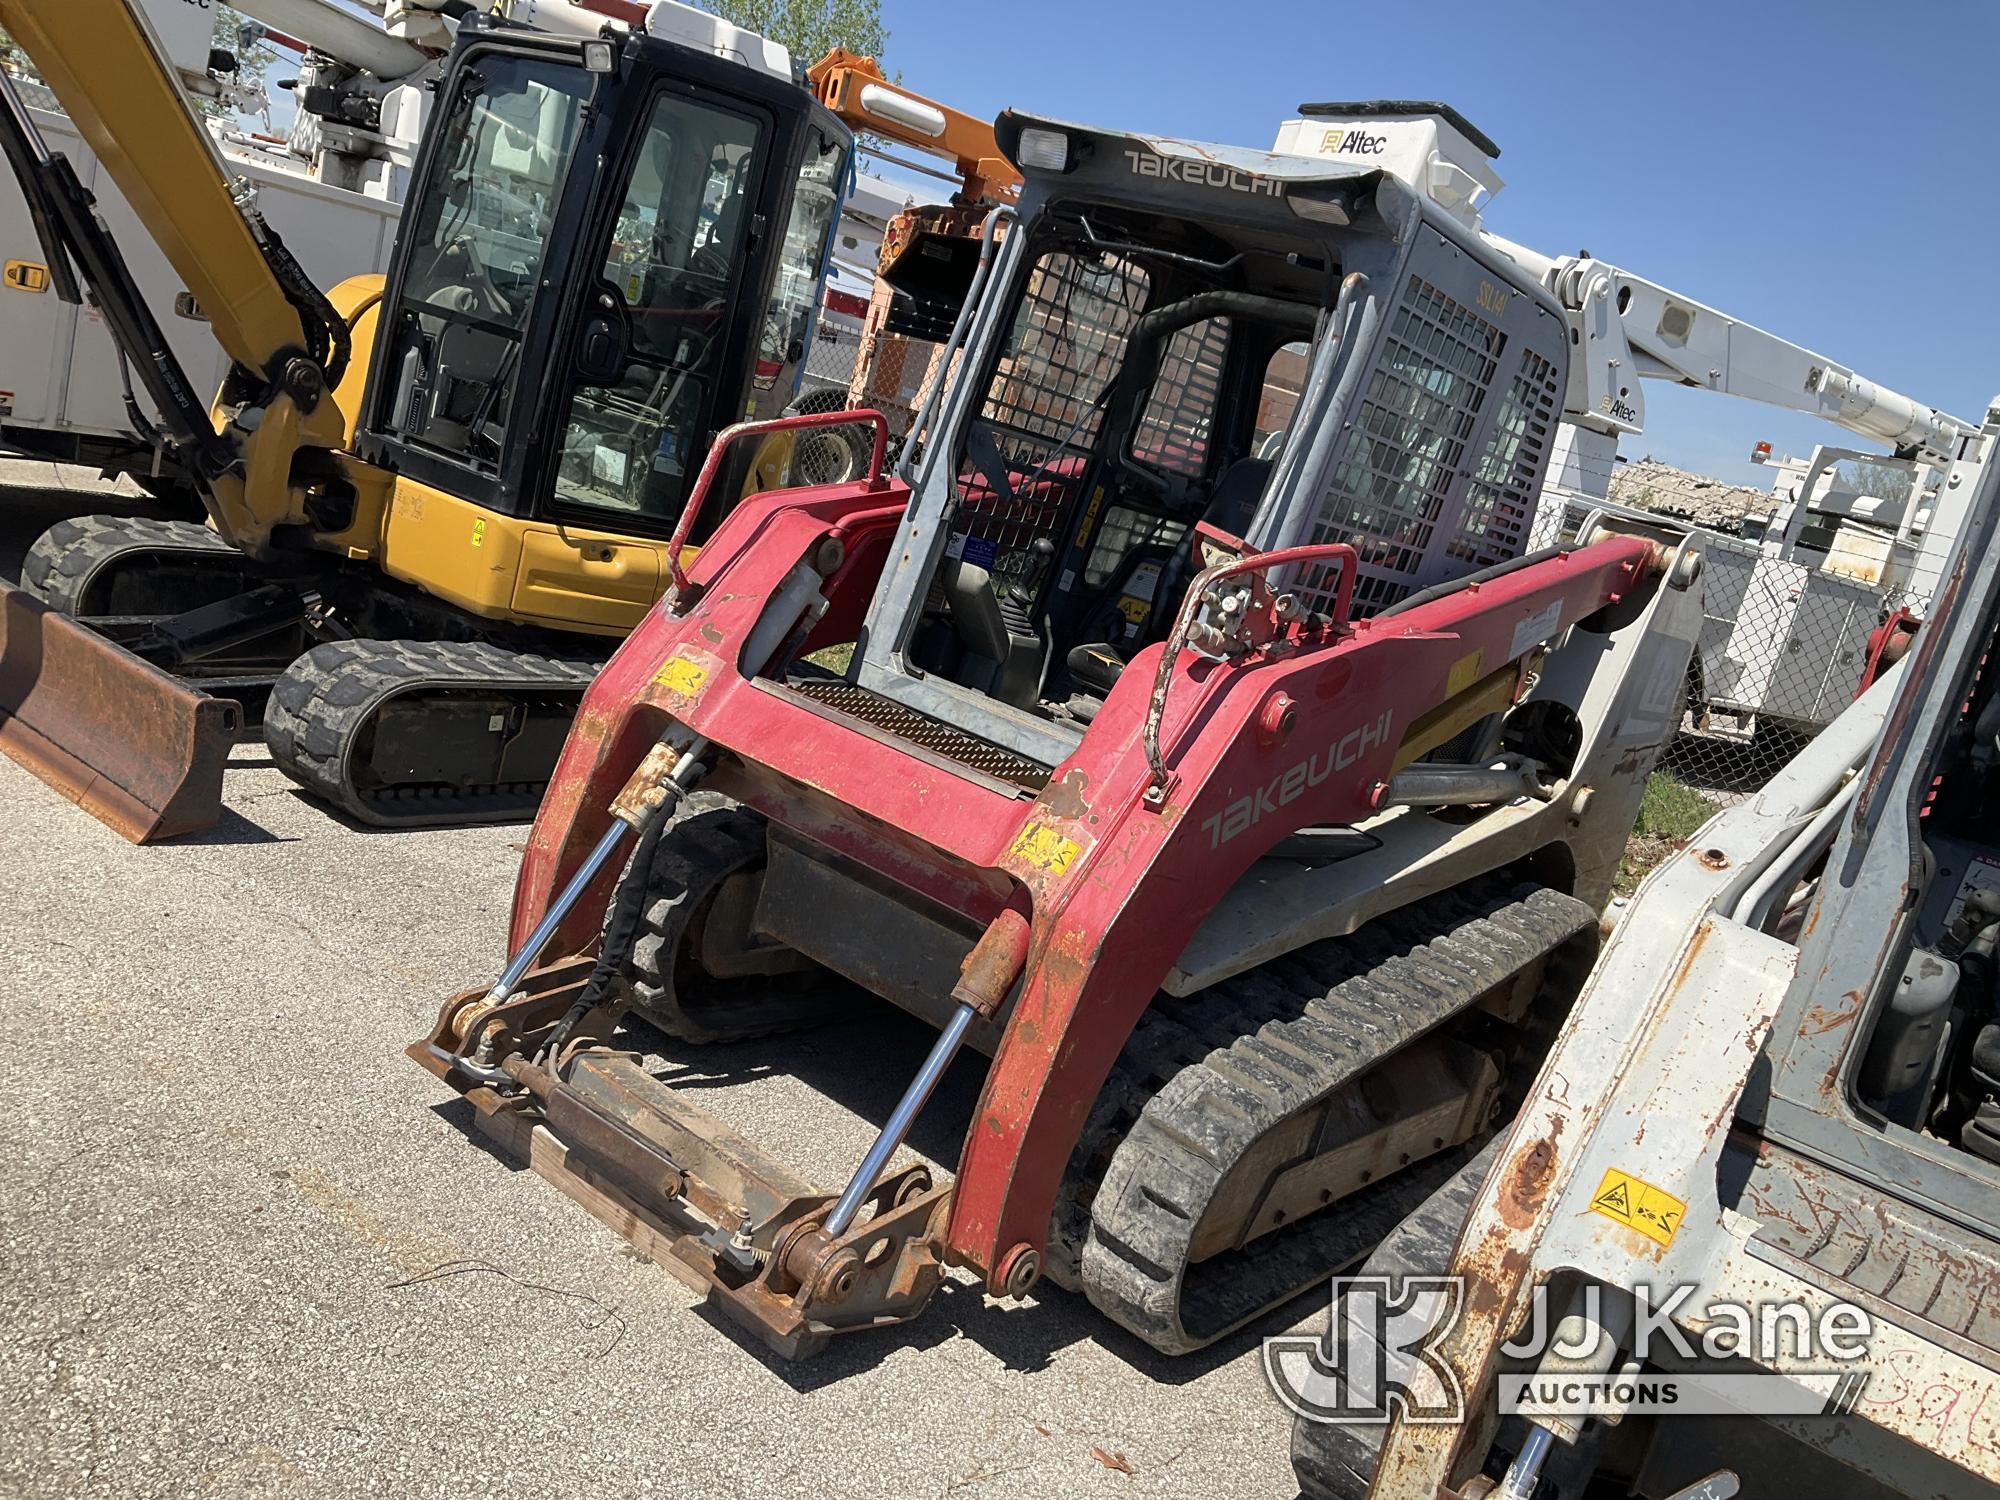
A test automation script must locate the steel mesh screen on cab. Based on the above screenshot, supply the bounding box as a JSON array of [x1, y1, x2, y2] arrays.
[[1295, 277, 1547, 617], [960, 252, 1151, 585]]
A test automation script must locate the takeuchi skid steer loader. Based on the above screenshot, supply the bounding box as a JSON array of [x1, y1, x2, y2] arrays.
[[414, 108, 1706, 1358]]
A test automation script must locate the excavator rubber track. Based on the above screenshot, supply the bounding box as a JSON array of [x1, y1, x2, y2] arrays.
[[1049, 882, 1598, 1355], [264, 639, 604, 828], [21, 513, 253, 616]]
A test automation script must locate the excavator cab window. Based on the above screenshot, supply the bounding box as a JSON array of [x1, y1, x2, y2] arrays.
[[550, 93, 766, 519], [380, 53, 591, 471], [752, 126, 849, 411]]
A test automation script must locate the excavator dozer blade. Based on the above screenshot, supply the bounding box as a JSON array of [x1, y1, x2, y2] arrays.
[[0, 581, 236, 842]]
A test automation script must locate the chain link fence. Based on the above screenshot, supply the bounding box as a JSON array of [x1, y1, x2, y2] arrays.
[[1531, 489, 1919, 800]]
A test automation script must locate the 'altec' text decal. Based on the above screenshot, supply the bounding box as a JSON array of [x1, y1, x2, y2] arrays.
[[1202, 711, 1393, 848]]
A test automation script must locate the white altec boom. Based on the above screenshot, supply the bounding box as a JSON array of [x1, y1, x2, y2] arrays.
[[1275, 104, 1975, 740], [1274, 104, 1971, 479]]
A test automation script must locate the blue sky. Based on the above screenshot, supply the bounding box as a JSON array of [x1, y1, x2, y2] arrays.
[[875, 0, 2000, 486]]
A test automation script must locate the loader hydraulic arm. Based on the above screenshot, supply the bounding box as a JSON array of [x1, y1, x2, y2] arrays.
[[0, 0, 350, 555]]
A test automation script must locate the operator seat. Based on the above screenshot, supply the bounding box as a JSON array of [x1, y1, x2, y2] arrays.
[[1062, 456, 1277, 711]]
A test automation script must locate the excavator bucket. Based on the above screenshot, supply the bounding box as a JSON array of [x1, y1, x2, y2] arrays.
[[0, 581, 235, 842]]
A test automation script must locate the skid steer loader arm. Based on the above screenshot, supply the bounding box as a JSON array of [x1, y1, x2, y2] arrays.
[[0, 0, 356, 841]]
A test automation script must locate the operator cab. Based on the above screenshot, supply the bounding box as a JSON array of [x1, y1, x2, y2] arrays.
[[928, 201, 1324, 723], [359, 16, 851, 539], [809, 112, 1569, 786]]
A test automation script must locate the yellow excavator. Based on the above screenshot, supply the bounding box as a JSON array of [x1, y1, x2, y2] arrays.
[[0, 0, 1014, 840]]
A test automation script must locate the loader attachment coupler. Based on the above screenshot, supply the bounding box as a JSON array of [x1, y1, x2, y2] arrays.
[[411, 963, 955, 1361], [0, 582, 234, 842]]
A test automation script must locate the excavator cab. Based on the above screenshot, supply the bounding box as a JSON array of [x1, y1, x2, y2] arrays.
[[0, 3, 856, 839], [361, 20, 851, 532]]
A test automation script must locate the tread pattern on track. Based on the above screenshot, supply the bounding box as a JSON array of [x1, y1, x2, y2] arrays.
[[20, 513, 235, 613], [620, 802, 854, 1043], [264, 638, 602, 827], [1056, 882, 1596, 1355]]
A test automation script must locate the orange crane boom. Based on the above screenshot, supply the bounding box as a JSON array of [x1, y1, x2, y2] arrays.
[[807, 48, 1019, 204]]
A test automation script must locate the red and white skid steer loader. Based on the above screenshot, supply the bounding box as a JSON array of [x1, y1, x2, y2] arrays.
[[412, 104, 1706, 1359]]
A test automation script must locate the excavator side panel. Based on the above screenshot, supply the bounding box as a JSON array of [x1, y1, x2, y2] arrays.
[[0, 583, 234, 842], [371, 476, 675, 635]]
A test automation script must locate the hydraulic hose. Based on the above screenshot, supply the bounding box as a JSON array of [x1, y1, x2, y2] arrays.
[[256, 214, 351, 388], [537, 781, 692, 1064]]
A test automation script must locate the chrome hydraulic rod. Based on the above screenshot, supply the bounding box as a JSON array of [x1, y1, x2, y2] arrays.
[[1499, 1424, 1554, 1498], [825, 1001, 975, 1237], [480, 737, 707, 1008], [468, 554, 835, 1024], [822, 907, 1032, 1238]]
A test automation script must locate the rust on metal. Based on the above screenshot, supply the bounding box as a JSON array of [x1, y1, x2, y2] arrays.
[[1696, 846, 1730, 870], [1496, 1134, 1557, 1230], [710, 1166, 951, 1359], [608, 741, 680, 826], [410, 956, 598, 1072], [0, 580, 235, 842], [412, 962, 955, 1361], [1800, 987, 1865, 1037], [952, 906, 1033, 1017]]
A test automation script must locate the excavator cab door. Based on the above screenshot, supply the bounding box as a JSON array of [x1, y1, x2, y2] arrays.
[[572, 281, 634, 388], [359, 22, 851, 543], [361, 31, 600, 506]]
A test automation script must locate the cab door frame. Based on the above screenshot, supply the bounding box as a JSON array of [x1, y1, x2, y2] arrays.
[[520, 62, 789, 540]]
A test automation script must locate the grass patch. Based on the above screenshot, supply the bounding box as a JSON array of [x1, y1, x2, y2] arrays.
[[805, 642, 855, 673], [1616, 772, 1719, 899], [1635, 772, 1717, 842]]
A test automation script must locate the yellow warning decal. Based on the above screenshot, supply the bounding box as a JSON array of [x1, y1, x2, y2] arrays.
[[1447, 650, 1484, 696], [3, 259, 49, 293], [652, 656, 710, 699], [1010, 823, 1081, 875], [1072, 485, 1106, 550], [470, 518, 486, 548], [1588, 1167, 1686, 1248]]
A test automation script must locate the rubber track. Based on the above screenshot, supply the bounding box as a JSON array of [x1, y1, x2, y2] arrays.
[[264, 638, 601, 828], [1059, 881, 1597, 1355], [19, 513, 235, 613], [621, 803, 855, 1043]]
